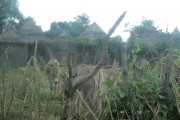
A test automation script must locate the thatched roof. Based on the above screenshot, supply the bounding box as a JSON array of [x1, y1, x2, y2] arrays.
[[18, 20, 43, 36], [54, 31, 73, 41], [171, 27, 180, 36], [78, 22, 106, 40], [0, 30, 27, 43], [1, 30, 20, 39], [139, 26, 160, 41], [58, 31, 72, 38], [0, 29, 50, 44]]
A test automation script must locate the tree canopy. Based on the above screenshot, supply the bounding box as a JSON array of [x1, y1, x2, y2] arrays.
[[45, 13, 90, 38], [0, 0, 23, 33], [132, 18, 157, 35]]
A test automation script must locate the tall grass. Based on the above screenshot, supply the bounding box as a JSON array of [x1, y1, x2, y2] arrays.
[[0, 53, 63, 119], [0, 51, 179, 119], [99, 58, 180, 120]]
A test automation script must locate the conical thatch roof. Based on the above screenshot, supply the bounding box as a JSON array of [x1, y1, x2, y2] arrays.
[[139, 26, 160, 42], [0, 29, 50, 44], [18, 20, 43, 36], [58, 31, 72, 38], [78, 22, 106, 40], [171, 27, 180, 36], [54, 31, 73, 41], [1, 30, 20, 39], [0, 30, 26, 43]]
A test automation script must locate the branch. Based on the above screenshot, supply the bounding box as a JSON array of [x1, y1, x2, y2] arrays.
[[162, 34, 175, 102], [72, 11, 126, 91]]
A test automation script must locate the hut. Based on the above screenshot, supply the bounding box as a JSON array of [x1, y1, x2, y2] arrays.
[[75, 22, 106, 64], [17, 20, 58, 62], [78, 22, 106, 40], [52, 31, 74, 61], [171, 27, 180, 48], [171, 27, 180, 36], [18, 20, 43, 36], [0, 20, 56, 66], [138, 26, 160, 42], [54, 31, 73, 41], [0, 29, 33, 66]]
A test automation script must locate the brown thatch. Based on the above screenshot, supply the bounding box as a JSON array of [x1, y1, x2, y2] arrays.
[[54, 31, 73, 41], [0, 30, 30, 66], [0, 29, 50, 44], [0, 30, 29, 44], [78, 22, 106, 40], [171, 27, 180, 36], [18, 20, 43, 36], [139, 26, 160, 42]]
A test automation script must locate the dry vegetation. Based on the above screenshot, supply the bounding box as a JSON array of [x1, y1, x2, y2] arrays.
[[0, 50, 180, 120]]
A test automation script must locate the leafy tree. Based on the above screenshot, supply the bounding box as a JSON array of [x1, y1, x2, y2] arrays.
[[69, 13, 90, 36], [45, 13, 90, 38], [0, 0, 23, 33], [73, 13, 90, 27], [133, 19, 157, 35], [130, 19, 172, 60], [155, 32, 171, 52], [45, 21, 70, 38], [16, 17, 36, 30]]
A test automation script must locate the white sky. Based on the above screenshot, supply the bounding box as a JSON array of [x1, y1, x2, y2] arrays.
[[18, 0, 180, 41]]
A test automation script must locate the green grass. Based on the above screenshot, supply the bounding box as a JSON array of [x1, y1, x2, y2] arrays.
[[0, 56, 179, 120]]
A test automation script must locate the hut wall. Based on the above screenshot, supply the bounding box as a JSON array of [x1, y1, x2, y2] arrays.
[[0, 43, 28, 66]]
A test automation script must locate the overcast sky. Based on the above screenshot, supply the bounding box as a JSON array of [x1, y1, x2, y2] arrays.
[[18, 0, 180, 41]]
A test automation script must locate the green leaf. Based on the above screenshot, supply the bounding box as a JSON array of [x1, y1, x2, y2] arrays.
[[120, 111, 125, 114], [159, 95, 166, 99], [137, 111, 142, 115], [104, 79, 113, 87], [118, 90, 125, 98]]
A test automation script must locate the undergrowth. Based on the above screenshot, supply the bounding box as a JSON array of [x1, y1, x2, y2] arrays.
[[0, 51, 179, 119]]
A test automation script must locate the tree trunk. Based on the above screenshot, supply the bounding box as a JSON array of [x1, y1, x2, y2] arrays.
[[162, 35, 174, 102], [121, 43, 129, 94]]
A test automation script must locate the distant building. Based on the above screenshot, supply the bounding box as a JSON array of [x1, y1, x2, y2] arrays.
[[0, 21, 108, 66], [138, 26, 160, 42], [171, 27, 180, 48], [171, 27, 180, 36], [54, 31, 73, 41], [18, 20, 43, 36], [0, 29, 32, 66], [78, 22, 106, 40], [0, 20, 51, 66]]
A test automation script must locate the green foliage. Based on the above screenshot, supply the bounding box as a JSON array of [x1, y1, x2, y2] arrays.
[[101, 57, 180, 120], [68, 36, 122, 64], [128, 38, 142, 69], [128, 32, 175, 61], [45, 13, 90, 38], [155, 32, 171, 52], [16, 17, 36, 30], [133, 18, 156, 35], [174, 33, 180, 49], [129, 18, 180, 61], [0, 0, 23, 33], [70, 13, 90, 37], [45, 21, 71, 39], [1, 48, 180, 119], [109, 36, 122, 55]]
